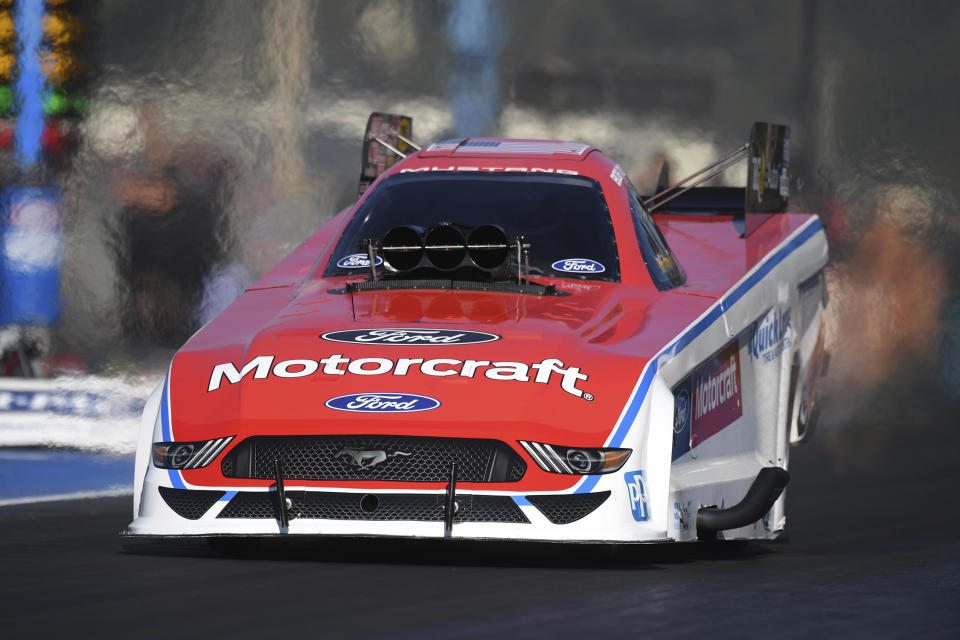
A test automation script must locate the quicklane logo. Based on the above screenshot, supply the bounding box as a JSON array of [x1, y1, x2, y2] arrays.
[[748, 307, 792, 362], [321, 328, 500, 346], [624, 470, 649, 522], [325, 393, 440, 413], [551, 258, 605, 274], [337, 254, 383, 269]]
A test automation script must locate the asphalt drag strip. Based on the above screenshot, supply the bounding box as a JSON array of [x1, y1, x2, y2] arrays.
[[1, 422, 958, 638]]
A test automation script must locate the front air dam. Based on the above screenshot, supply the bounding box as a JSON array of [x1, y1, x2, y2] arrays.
[[696, 467, 790, 540]]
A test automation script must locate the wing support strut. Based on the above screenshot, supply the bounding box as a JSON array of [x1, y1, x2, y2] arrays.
[[274, 457, 289, 529], [643, 143, 750, 212], [444, 463, 457, 538]]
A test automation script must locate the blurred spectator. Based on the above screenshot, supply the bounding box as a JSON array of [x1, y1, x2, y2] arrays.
[[109, 109, 249, 347]]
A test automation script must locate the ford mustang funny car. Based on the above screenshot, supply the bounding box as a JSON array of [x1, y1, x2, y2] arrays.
[[128, 115, 828, 544]]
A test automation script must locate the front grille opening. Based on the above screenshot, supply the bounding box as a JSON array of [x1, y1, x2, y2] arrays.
[[526, 491, 611, 524], [217, 490, 528, 524], [158, 486, 224, 520], [221, 435, 526, 483]]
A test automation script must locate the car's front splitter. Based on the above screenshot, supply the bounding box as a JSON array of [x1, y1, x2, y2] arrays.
[[128, 478, 670, 543]]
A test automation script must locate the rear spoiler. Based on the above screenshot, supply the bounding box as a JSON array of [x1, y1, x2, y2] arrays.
[[358, 112, 416, 197], [643, 122, 790, 237]]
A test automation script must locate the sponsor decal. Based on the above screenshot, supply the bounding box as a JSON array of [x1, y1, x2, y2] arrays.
[[748, 307, 791, 363], [671, 339, 743, 460], [624, 470, 649, 522], [400, 166, 580, 175], [337, 254, 384, 269], [325, 393, 440, 413], [551, 258, 605, 274], [671, 385, 692, 461], [208, 355, 590, 399], [673, 499, 692, 531], [321, 328, 500, 346], [673, 388, 690, 434], [691, 342, 742, 447], [610, 164, 625, 186], [337, 448, 412, 470]]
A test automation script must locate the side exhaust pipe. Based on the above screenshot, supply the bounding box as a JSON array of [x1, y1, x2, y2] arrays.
[[696, 466, 789, 539]]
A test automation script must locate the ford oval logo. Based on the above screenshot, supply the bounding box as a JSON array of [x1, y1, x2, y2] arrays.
[[551, 258, 605, 274], [321, 328, 501, 345], [337, 253, 384, 269], [325, 393, 441, 413]]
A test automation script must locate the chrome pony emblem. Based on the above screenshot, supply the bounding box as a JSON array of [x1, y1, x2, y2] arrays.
[[337, 448, 412, 471]]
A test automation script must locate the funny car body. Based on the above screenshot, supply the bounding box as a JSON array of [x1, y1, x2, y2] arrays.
[[128, 115, 829, 544]]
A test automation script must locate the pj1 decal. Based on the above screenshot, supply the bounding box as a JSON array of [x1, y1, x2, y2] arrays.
[[672, 339, 743, 460]]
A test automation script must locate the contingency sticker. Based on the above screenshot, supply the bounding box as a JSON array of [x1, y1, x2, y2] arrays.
[[551, 258, 605, 274], [671, 339, 743, 460], [337, 254, 383, 269], [624, 470, 649, 522], [748, 306, 791, 364]]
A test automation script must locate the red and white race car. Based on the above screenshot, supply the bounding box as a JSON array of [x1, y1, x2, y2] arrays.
[[128, 115, 828, 543]]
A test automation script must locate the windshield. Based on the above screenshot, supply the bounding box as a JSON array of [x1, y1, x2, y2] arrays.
[[325, 172, 620, 281]]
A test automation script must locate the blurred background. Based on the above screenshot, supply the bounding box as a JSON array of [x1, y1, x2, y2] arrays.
[[1, 0, 958, 499]]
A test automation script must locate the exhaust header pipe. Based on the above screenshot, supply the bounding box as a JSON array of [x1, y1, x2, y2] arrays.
[[424, 224, 467, 270], [378, 224, 513, 273], [382, 226, 424, 272], [467, 225, 509, 269]]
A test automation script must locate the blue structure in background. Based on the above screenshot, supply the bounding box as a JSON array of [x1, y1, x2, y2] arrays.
[[446, 0, 504, 137], [0, 187, 63, 326], [0, 449, 134, 502], [13, 0, 45, 168], [0, 1, 63, 330]]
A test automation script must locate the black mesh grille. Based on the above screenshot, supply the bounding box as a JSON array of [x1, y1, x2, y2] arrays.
[[217, 491, 277, 519], [526, 491, 610, 524], [217, 491, 528, 524], [221, 435, 526, 483], [158, 486, 224, 520]]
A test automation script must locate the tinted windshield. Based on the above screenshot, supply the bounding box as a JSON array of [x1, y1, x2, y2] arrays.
[[325, 172, 620, 281]]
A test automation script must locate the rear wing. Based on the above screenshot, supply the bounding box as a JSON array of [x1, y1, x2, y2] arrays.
[[643, 122, 790, 237], [358, 112, 415, 197]]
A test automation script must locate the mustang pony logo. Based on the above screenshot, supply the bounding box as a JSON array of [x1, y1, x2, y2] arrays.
[[337, 448, 412, 471]]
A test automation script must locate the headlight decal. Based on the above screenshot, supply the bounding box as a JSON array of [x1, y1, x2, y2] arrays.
[[153, 437, 234, 470], [519, 441, 630, 475]]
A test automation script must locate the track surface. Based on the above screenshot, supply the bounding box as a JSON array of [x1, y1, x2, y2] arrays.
[[2, 420, 958, 638]]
